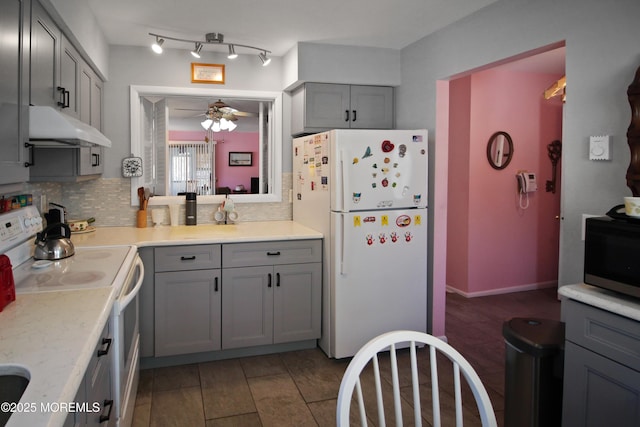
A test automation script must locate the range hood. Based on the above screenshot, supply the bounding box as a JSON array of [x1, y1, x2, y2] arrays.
[[28, 106, 112, 148]]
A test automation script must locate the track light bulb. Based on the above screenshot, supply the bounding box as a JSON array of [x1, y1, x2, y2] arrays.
[[259, 52, 271, 66], [228, 45, 238, 59], [191, 43, 203, 58], [152, 37, 164, 54]]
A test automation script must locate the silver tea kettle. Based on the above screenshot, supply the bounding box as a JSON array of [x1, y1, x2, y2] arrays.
[[34, 223, 75, 260]]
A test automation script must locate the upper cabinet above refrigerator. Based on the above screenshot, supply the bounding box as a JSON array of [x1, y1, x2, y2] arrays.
[[291, 83, 394, 136]]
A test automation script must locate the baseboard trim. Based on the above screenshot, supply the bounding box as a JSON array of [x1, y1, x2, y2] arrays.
[[446, 281, 557, 298]]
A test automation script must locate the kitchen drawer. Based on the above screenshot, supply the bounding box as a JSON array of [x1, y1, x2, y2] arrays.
[[86, 320, 111, 385], [564, 299, 640, 370], [155, 245, 221, 272], [222, 239, 322, 268]]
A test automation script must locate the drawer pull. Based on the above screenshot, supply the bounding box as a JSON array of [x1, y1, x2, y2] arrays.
[[99, 399, 113, 423], [180, 256, 196, 261], [267, 251, 281, 256], [214, 277, 219, 292], [97, 337, 112, 357]]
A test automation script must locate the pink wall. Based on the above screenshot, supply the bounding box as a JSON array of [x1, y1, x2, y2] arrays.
[[447, 69, 563, 295], [168, 130, 259, 192]]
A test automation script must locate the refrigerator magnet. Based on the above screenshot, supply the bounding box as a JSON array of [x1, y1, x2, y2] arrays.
[[396, 215, 411, 227], [390, 232, 399, 242], [399, 144, 407, 157], [379, 233, 387, 244], [362, 147, 372, 158], [366, 234, 374, 245], [381, 140, 395, 152], [354, 216, 361, 227], [353, 192, 361, 203], [415, 215, 422, 225], [405, 231, 413, 242], [381, 215, 389, 226]]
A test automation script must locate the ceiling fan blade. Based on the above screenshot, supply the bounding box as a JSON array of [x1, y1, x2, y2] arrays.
[[233, 111, 258, 117]]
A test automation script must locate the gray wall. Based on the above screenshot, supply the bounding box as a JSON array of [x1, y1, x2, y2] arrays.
[[397, 0, 640, 287]]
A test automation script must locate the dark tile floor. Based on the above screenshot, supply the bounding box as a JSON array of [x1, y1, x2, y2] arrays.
[[132, 287, 561, 427]]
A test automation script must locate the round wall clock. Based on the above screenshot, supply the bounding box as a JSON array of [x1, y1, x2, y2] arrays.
[[122, 157, 143, 177]]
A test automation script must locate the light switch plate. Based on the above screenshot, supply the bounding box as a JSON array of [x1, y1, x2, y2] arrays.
[[589, 135, 610, 160]]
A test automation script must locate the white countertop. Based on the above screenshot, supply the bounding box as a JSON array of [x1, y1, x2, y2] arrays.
[[70, 221, 323, 247], [0, 288, 115, 427], [0, 221, 322, 427], [559, 283, 640, 322]]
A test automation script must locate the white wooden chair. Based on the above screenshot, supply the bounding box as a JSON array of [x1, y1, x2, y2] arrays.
[[336, 330, 498, 427]]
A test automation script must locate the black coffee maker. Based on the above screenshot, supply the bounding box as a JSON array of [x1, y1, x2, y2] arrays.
[[43, 203, 67, 237]]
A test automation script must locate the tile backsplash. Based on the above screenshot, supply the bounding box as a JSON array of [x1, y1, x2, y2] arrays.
[[23, 174, 292, 227]]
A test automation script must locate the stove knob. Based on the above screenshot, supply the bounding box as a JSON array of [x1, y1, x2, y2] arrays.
[[24, 217, 33, 227]]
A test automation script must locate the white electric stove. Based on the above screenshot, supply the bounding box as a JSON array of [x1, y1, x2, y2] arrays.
[[0, 206, 134, 293]]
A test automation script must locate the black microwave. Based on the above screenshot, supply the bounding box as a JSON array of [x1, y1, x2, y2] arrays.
[[584, 216, 640, 298]]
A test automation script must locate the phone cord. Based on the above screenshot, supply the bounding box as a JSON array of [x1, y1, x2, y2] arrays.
[[519, 191, 529, 209]]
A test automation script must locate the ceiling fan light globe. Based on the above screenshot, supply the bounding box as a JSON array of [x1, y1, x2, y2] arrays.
[[212, 121, 221, 132], [201, 119, 213, 130], [227, 121, 237, 131]]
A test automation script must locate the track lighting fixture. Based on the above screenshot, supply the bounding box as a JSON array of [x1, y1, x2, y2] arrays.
[[151, 37, 164, 54], [149, 32, 271, 66], [259, 51, 271, 66], [191, 42, 203, 58], [227, 45, 238, 59]]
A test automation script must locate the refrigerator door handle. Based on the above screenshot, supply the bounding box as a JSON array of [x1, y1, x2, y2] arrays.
[[339, 149, 349, 212], [339, 213, 347, 275]]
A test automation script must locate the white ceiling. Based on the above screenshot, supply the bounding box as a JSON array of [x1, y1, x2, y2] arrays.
[[86, 0, 500, 57]]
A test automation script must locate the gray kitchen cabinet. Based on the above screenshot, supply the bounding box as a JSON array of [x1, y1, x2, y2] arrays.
[[29, 145, 104, 182], [221, 240, 322, 349], [30, 0, 102, 125], [66, 319, 115, 427], [291, 82, 393, 135], [0, 0, 30, 186], [153, 245, 222, 357], [562, 299, 640, 427], [30, 0, 61, 109]]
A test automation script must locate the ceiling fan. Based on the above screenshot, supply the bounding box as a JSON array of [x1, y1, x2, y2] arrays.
[[175, 99, 257, 132]]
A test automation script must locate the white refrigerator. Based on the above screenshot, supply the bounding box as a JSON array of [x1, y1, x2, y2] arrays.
[[293, 129, 428, 358]]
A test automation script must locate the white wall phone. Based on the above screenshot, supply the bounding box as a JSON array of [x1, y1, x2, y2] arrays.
[[516, 171, 537, 209], [517, 171, 537, 193]]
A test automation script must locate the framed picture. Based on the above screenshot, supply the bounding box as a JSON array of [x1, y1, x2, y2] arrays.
[[229, 152, 253, 166], [191, 63, 225, 84]]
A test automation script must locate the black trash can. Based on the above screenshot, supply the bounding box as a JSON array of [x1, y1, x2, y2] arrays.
[[502, 317, 565, 427]]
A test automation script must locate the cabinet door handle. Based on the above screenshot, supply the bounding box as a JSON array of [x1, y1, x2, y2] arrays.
[[180, 256, 196, 261], [24, 142, 34, 167], [345, 110, 350, 122], [99, 399, 113, 423], [276, 272, 280, 287], [92, 153, 100, 167], [268, 273, 272, 288], [352, 110, 357, 122], [56, 86, 69, 108], [214, 277, 218, 292], [97, 337, 112, 357], [267, 251, 281, 256]]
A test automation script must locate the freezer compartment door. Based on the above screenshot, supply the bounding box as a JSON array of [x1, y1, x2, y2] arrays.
[[331, 129, 428, 212], [330, 209, 428, 358]]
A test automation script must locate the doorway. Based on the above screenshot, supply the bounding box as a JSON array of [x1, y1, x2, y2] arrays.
[[443, 44, 565, 298]]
